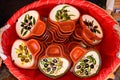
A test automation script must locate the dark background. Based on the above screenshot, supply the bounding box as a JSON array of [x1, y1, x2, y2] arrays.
[[0, 0, 106, 28], [0, 0, 35, 27]]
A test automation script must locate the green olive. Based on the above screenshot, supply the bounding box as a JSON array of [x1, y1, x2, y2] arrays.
[[25, 59, 29, 63], [19, 45, 23, 50], [18, 53, 22, 58]]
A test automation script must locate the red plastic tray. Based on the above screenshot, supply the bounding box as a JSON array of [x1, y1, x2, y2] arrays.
[[1, 0, 120, 80]]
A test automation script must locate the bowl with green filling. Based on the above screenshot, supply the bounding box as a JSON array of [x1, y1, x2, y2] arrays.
[[16, 10, 46, 39], [48, 4, 79, 34], [79, 14, 103, 45], [38, 44, 71, 79], [11, 39, 42, 69], [70, 46, 101, 78]]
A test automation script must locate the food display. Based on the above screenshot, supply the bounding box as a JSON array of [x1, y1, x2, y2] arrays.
[[11, 3, 103, 79]]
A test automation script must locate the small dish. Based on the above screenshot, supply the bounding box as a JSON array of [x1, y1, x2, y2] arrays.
[[11, 39, 42, 69], [80, 14, 103, 45], [38, 44, 71, 79], [16, 10, 46, 39], [70, 46, 101, 78], [49, 4, 80, 23]]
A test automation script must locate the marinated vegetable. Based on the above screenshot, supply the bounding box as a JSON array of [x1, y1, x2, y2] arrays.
[[74, 50, 101, 78], [55, 6, 74, 21], [15, 43, 32, 64], [39, 57, 70, 78]]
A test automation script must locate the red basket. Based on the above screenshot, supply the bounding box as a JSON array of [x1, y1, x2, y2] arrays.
[[1, 0, 120, 80]]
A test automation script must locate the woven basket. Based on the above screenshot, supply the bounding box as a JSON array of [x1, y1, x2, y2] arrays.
[[1, 0, 120, 80]]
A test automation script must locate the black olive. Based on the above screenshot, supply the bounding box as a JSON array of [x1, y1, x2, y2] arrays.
[[28, 27, 31, 30], [85, 70, 89, 75], [21, 24, 24, 27], [29, 22, 32, 26], [29, 16, 32, 20], [90, 28, 94, 32], [89, 22, 93, 26], [94, 25, 98, 28], [60, 16, 63, 19], [24, 26, 28, 29], [90, 64, 94, 69], [25, 20, 28, 23], [53, 59, 57, 63], [43, 58, 48, 62], [84, 21, 88, 26], [44, 63, 48, 68], [52, 67, 56, 71], [84, 59, 89, 62], [85, 64, 89, 68], [76, 65, 81, 69], [64, 13, 68, 16], [47, 68, 51, 72], [59, 10, 62, 14], [50, 63, 55, 66]]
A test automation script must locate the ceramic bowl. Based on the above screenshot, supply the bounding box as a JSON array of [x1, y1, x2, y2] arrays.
[[80, 14, 103, 45], [38, 44, 71, 79], [11, 39, 42, 69], [16, 10, 46, 39], [70, 46, 101, 78]]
